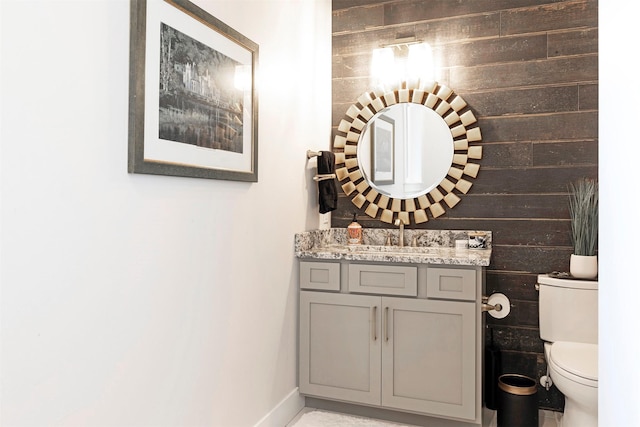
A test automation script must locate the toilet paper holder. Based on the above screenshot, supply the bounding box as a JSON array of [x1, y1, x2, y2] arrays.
[[482, 295, 502, 313], [482, 293, 511, 319]]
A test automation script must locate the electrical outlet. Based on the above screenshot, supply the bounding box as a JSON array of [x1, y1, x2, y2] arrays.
[[319, 212, 331, 230]]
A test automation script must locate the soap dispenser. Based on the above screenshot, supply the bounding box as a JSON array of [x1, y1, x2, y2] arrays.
[[347, 213, 363, 245]]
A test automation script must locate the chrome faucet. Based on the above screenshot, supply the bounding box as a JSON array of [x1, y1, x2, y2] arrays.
[[394, 218, 407, 247]]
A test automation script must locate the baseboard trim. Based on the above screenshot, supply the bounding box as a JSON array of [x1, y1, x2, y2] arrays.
[[254, 388, 305, 427]]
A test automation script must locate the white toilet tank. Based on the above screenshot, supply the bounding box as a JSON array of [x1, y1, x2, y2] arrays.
[[538, 274, 598, 344]]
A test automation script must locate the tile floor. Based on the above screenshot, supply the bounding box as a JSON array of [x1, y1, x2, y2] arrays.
[[287, 407, 561, 427]]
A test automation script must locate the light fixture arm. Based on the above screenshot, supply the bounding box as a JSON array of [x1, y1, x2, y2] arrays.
[[379, 36, 423, 49]]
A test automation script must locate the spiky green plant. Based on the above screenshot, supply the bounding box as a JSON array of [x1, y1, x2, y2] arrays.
[[568, 178, 598, 256]]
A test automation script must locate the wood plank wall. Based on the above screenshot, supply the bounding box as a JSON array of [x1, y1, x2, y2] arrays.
[[331, 0, 598, 412]]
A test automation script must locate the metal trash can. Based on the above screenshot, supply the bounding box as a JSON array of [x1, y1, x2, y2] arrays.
[[497, 374, 538, 427]]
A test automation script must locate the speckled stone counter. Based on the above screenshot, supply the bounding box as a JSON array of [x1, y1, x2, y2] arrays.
[[295, 228, 492, 266]]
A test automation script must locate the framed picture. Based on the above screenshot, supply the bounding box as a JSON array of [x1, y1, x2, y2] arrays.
[[128, 0, 259, 181], [371, 114, 395, 185]]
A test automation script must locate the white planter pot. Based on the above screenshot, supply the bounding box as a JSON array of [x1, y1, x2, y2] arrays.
[[570, 254, 598, 279]]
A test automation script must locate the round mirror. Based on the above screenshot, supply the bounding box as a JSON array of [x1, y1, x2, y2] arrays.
[[357, 103, 453, 199], [333, 82, 483, 225]]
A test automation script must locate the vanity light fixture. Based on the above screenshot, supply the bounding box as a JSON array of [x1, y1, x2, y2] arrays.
[[371, 47, 397, 88], [407, 42, 435, 84], [371, 40, 435, 88]]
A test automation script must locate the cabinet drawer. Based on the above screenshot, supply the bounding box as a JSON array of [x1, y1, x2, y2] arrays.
[[427, 267, 476, 301], [300, 261, 340, 291], [348, 264, 417, 296]]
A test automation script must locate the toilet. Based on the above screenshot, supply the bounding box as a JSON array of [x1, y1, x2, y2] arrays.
[[538, 274, 598, 427]]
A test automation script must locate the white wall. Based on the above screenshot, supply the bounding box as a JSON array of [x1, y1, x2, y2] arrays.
[[0, 1, 331, 426], [599, 1, 640, 426]]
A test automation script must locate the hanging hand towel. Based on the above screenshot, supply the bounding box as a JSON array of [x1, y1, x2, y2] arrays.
[[317, 151, 338, 214]]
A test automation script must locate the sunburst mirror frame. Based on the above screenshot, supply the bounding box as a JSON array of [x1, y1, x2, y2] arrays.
[[333, 81, 483, 225]]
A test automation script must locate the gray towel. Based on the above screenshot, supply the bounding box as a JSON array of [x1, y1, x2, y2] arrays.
[[318, 151, 337, 214]]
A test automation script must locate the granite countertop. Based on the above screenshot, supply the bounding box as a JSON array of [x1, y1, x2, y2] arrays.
[[295, 228, 492, 267]]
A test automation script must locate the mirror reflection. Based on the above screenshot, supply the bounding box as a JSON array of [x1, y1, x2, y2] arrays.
[[357, 103, 453, 199]]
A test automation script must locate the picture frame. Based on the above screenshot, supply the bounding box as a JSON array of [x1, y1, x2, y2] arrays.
[[371, 114, 395, 185], [128, 0, 259, 181]]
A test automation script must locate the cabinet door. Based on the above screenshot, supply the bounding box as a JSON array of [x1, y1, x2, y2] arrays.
[[381, 297, 476, 421], [299, 291, 381, 405]]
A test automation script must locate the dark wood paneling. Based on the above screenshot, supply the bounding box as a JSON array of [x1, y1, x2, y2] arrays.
[[501, 0, 598, 36], [333, 28, 403, 56], [497, 221, 571, 247], [331, 0, 598, 412], [414, 13, 501, 45], [460, 85, 579, 117], [479, 111, 598, 143], [333, 102, 354, 127], [484, 220, 571, 247], [383, 0, 568, 26], [333, 4, 385, 33], [333, 0, 387, 11], [445, 194, 570, 219], [532, 140, 598, 166], [489, 245, 573, 273], [579, 83, 598, 110], [332, 14, 501, 57], [548, 28, 599, 57], [487, 325, 544, 353], [470, 166, 597, 194], [488, 298, 540, 328], [439, 34, 548, 68], [479, 141, 533, 168], [333, 53, 373, 80], [332, 76, 370, 103], [449, 55, 598, 91], [486, 271, 540, 300], [499, 350, 538, 379]]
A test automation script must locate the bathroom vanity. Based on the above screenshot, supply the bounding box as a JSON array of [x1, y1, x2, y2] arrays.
[[295, 229, 491, 426]]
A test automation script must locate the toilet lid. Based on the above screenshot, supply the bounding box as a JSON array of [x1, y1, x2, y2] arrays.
[[550, 341, 598, 381]]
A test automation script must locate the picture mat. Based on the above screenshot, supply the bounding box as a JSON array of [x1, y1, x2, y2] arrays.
[[143, 0, 253, 172]]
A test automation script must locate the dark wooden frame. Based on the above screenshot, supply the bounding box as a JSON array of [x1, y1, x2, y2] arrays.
[[128, 0, 259, 181]]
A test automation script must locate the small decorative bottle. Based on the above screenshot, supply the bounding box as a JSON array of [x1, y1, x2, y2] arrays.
[[347, 213, 363, 245]]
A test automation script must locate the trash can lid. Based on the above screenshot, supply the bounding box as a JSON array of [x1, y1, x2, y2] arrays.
[[498, 374, 537, 395], [550, 341, 598, 381]]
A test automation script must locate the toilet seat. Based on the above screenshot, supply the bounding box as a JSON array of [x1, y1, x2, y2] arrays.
[[549, 341, 598, 387]]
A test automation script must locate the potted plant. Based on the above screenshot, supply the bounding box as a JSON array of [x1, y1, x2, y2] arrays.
[[568, 178, 598, 278]]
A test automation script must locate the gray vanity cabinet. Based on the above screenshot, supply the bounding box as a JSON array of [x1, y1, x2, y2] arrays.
[[298, 260, 482, 424]]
